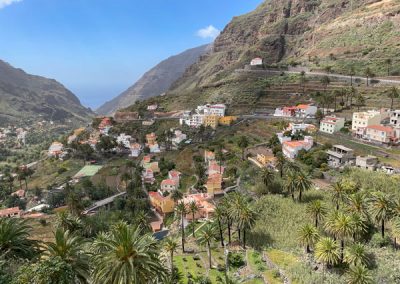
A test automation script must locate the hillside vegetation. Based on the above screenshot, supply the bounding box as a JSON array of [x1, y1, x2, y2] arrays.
[[0, 60, 93, 126], [126, 0, 400, 113]]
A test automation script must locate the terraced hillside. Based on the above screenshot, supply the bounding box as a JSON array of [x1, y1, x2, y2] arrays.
[[125, 0, 400, 114]]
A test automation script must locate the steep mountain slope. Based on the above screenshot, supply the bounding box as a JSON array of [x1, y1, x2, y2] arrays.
[[0, 60, 93, 125], [142, 0, 400, 112], [97, 44, 212, 115]]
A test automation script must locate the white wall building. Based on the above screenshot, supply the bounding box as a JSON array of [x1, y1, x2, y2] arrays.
[[250, 58, 263, 66], [282, 136, 314, 159], [320, 116, 345, 134], [352, 110, 389, 132], [117, 133, 132, 148]]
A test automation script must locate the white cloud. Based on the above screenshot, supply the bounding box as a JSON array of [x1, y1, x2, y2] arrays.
[[0, 0, 22, 9], [196, 25, 220, 40]]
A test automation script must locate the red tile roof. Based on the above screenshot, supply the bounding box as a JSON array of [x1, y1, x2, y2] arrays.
[[366, 125, 393, 132], [161, 179, 177, 186], [0, 207, 22, 217]]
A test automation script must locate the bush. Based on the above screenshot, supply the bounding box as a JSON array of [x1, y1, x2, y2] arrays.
[[228, 252, 245, 268], [57, 167, 67, 174], [39, 219, 47, 226], [272, 269, 281, 279], [370, 233, 391, 248]]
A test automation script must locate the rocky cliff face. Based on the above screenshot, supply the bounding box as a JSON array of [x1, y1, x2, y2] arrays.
[[164, 0, 400, 110], [97, 44, 212, 115], [0, 59, 93, 125]]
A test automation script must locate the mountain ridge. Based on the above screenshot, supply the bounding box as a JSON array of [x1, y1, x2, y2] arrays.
[[128, 0, 400, 112], [97, 44, 212, 115], [0, 59, 93, 126]]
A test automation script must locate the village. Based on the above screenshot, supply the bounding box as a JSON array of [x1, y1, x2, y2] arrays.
[[4, 92, 400, 236], [2, 58, 400, 284]]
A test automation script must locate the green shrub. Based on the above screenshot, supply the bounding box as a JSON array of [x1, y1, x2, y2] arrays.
[[370, 233, 391, 248], [228, 252, 245, 268]]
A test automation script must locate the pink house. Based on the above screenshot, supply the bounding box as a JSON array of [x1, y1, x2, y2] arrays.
[[168, 170, 181, 184]]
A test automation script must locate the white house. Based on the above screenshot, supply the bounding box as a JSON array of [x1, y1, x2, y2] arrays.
[[117, 133, 132, 148], [286, 123, 316, 134], [160, 179, 178, 193], [171, 130, 187, 146], [196, 104, 226, 117], [320, 116, 345, 134], [352, 110, 389, 132], [48, 142, 64, 157], [250, 58, 263, 66], [277, 132, 292, 144], [130, 143, 142, 157], [282, 136, 314, 159], [296, 104, 318, 118], [390, 110, 400, 127], [149, 143, 161, 153]]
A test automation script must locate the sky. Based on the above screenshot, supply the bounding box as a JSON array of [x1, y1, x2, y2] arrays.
[[0, 0, 262, 109]]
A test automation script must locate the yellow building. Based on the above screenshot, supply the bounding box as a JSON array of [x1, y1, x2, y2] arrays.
[[219, 116, 237, 126], [149, 192, 175, 214], [203, 115, 219, 129], [206, 173, 223, 196], [257, 153, 277, 166]]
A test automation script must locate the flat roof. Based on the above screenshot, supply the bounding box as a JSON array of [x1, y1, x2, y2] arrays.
[[333, 145, 353, 152]]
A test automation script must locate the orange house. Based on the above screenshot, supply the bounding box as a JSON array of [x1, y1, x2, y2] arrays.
[[206, 173, 223, 196], [149, 192, 175, 215]]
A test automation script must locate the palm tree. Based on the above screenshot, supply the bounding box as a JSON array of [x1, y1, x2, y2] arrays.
[[385, 58, 392, 76], [349, 213, 367, 241], [56, 211, 83, 233], [299, 71, 308, 94], [171, 190, 183, 203], [344, 243, 370, 267], [197, 221, 218, 268], [226, 193, 241, 245], [237, 136, 249, 161], [0, 218, 38, 260], [43, 228, 90, 283], [214, 204, 226, 247], [356, 93, 365, 111], [163, 238, 178, 273], [320, 75, 331, 97], [175, 201, 187, 252], [324, 211, 354, 261], [364, 67, 374, 87], [298, 224, 320, 253], [349, 86, 357, 109], [294, 171, 313, 202], [260, 168, 275, 190], [386, 86, 399, 110], [275, 152, 286, 178], [346, 192, 368, 217], [369, 192, 393, 238], [237, 202, 257, 249], [331, 181, 346, 210], [306, 200, 327, 228], [391, 217, 400, 249], [315, 237, 340, 268], [91, 222, 167, 283], [215, 147, 225, 174], [221, 197, 232, 244], [345, 265, 374, 284], [189, 200, 199, 237], [285, 171, 297, 201], [349, 65, 356, 87], [121, 172, 131, 190]]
